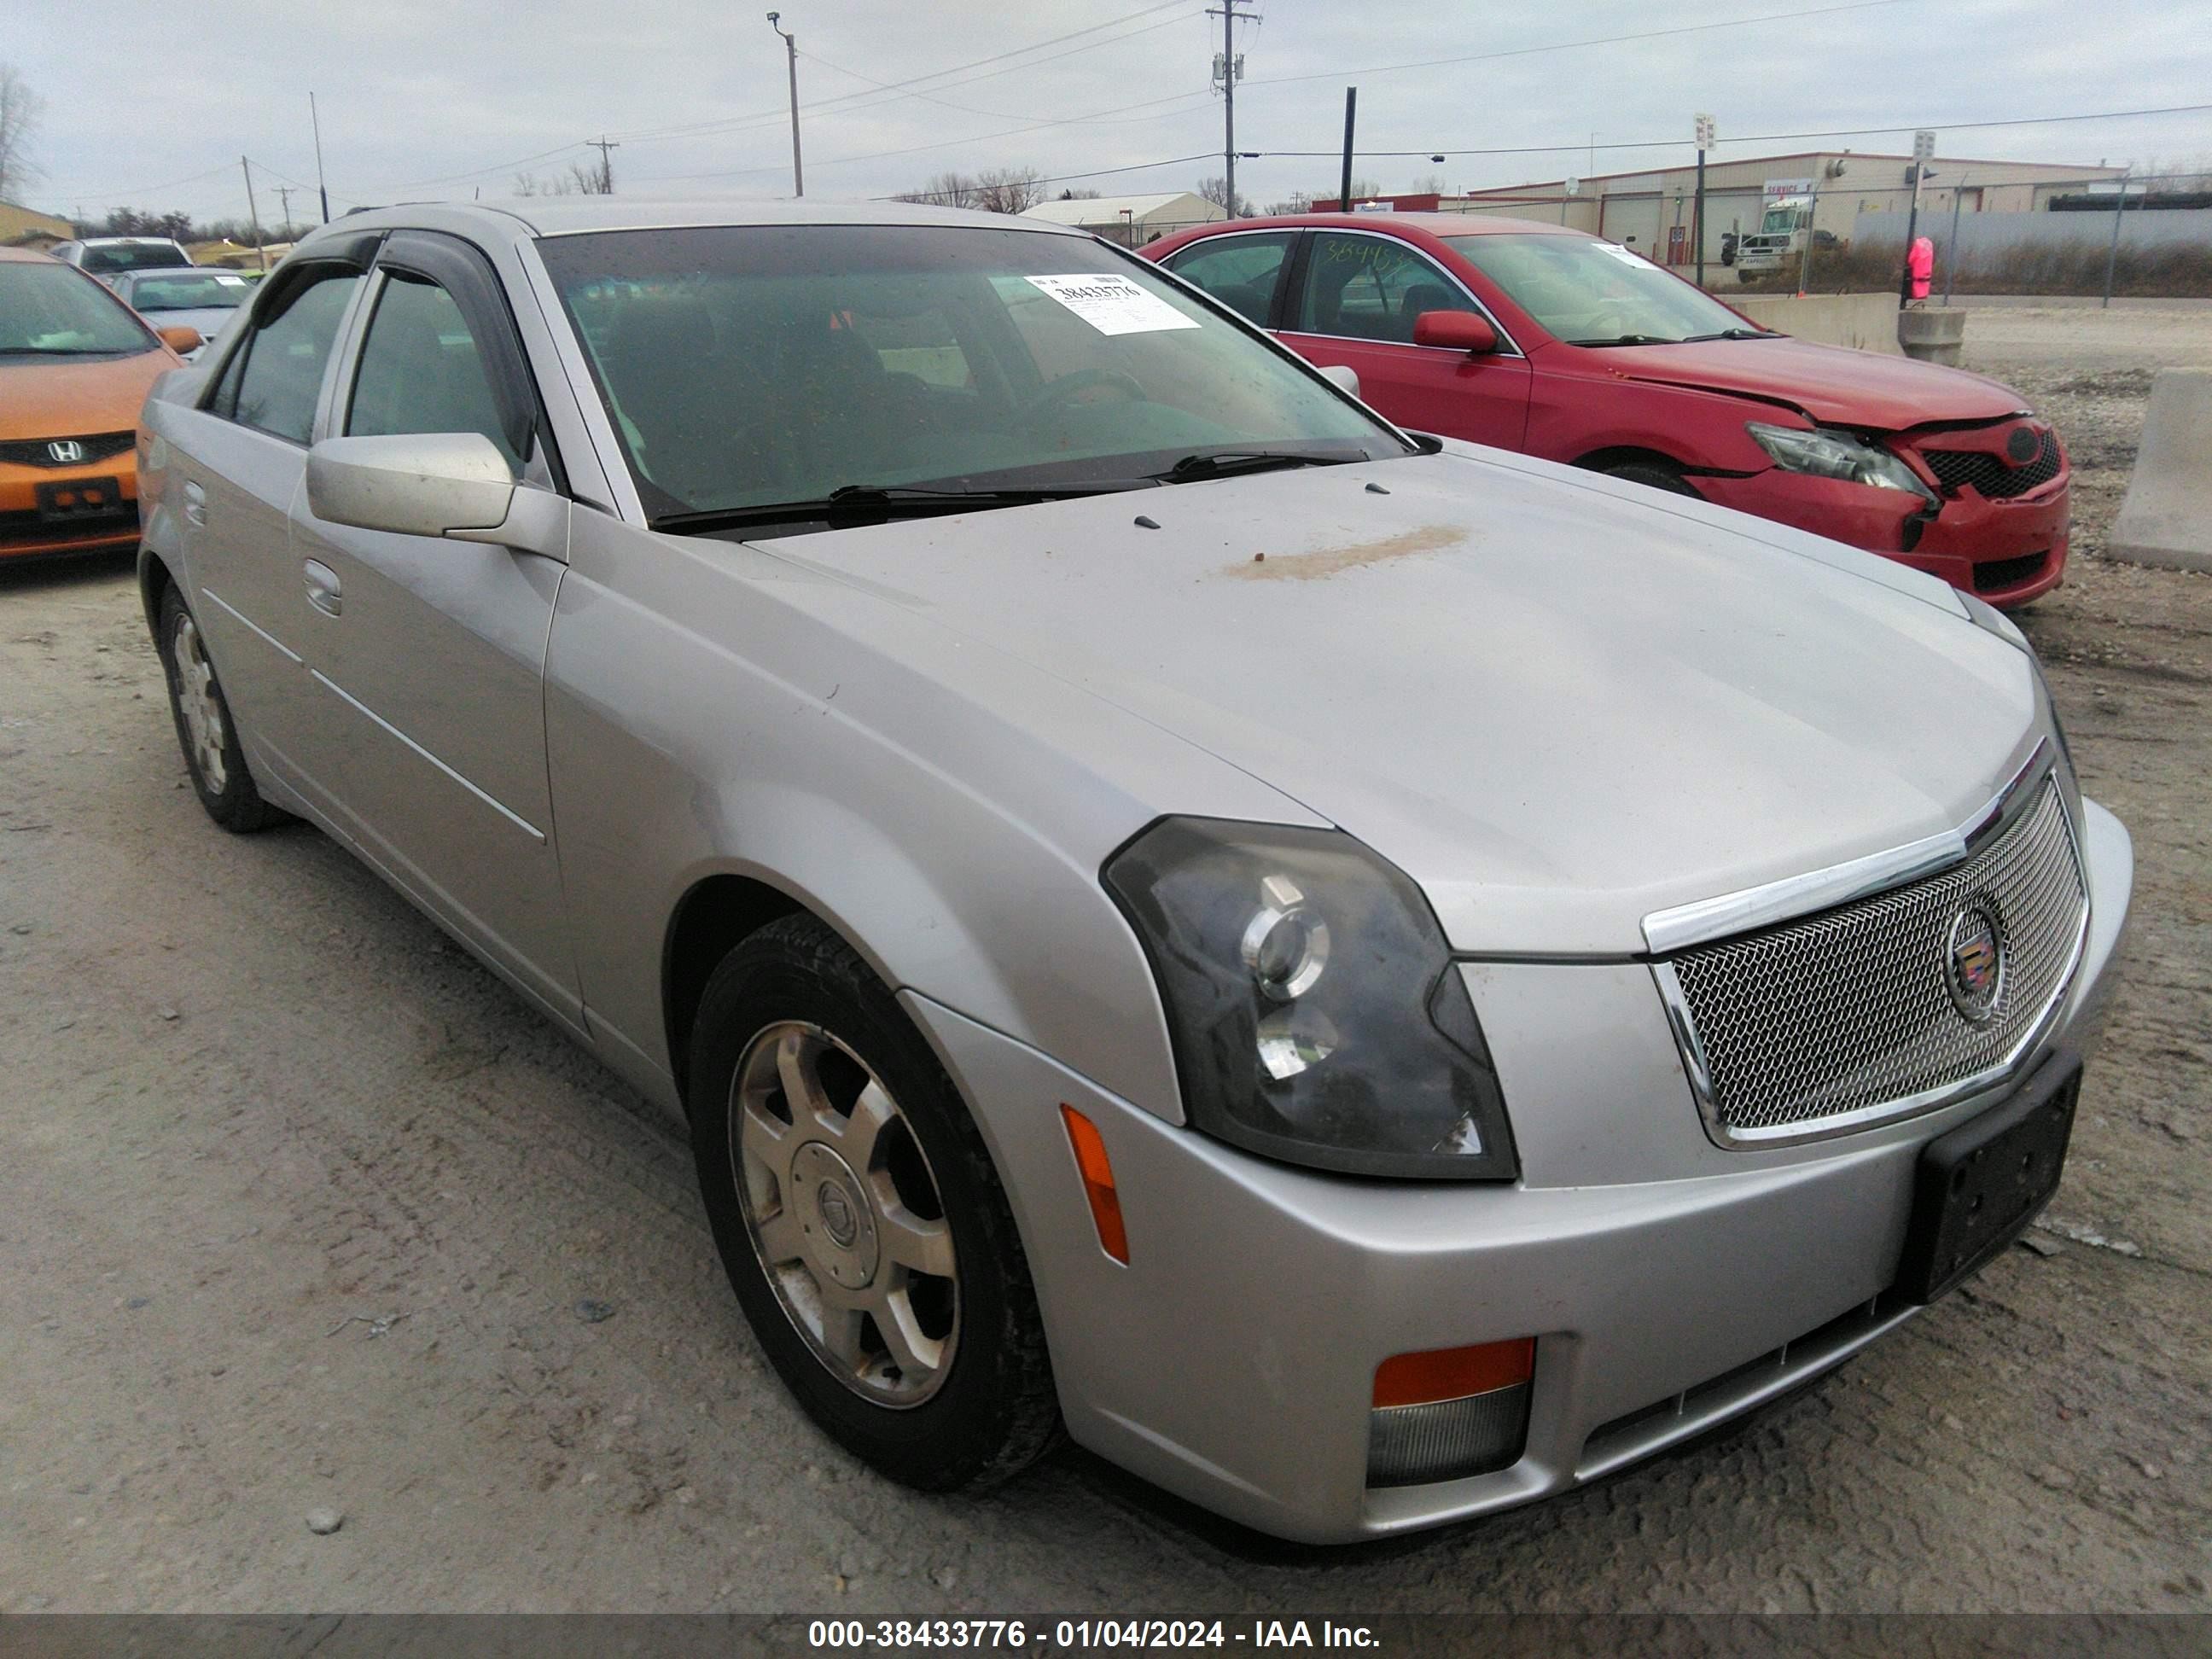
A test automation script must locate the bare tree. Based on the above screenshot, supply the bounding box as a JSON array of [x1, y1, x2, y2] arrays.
[[973, 166, 1044, 215], [1057, 187, 1102, 201], [1265, 190, 1313, 215], [894, 171, 982, 209], [1196, 176, 1251, 217], [1412, 172, 1449, 195], [0, 63, 45, 202], [566, 160, 612, 196]]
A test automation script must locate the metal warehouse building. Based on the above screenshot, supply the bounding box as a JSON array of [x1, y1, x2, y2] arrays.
[[1323, 151, 2127, 272]]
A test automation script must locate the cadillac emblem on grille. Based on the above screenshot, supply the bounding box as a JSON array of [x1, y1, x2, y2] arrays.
[[1946, 903, 2005, 1023]]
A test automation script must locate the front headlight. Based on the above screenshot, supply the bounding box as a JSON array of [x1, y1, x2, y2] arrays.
[[1104, 818, 1517, 1180], [1747, 421, 1934, 498]]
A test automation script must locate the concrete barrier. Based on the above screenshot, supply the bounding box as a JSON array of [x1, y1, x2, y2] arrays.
[[1898, 306, 1968, 365], [1731, 292, 1904, 354], [2110, 368, 2212, 574]]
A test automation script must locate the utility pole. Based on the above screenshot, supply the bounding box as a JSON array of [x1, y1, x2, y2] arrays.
[[1339, 87, 1356, 212], [1944, 173, 1965, 306], [240, 156, 269, 274], [274, 183, 295, 236], [1899, 129, 1935, 307], [1692, 113, 1714, 288], [310, 91, 331, 222], [2102, 168, 2132, 309], [587, 136, 619, 194], [1208, 0, 1255, 218], [766, 12, 803, 198]]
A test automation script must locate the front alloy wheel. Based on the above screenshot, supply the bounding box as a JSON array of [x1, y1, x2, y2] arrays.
[[733, 1022, 959, 1406], [687, 915, 1058, 1490]]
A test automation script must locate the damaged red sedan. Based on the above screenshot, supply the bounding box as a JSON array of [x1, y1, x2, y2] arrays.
[[1146, 214, 2066, 607]]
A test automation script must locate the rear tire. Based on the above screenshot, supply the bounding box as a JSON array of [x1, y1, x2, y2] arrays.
[[1604, 462, 1703, 500], [687, 914, 1060, 1490], [155, 584, 287, 834]]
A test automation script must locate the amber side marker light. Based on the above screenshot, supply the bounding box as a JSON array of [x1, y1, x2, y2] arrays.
[[1368, 1338, 1535, 1488], [1060, 1104, 1129, 1265]]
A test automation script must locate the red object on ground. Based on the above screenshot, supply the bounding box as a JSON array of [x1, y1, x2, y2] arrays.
[[1910, 236, 1935, 302], [1144, 213, 2067, 608]]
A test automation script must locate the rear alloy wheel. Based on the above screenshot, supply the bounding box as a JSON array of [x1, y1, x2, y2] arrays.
[[156, 585, 286, 833], [1604, 461, 1703, 500], [688, 915, 1059, 1489]]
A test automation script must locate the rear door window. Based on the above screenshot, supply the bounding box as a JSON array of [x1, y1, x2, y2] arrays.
[[218, 271, 363, 445], [1160, 232, 1295, 325]]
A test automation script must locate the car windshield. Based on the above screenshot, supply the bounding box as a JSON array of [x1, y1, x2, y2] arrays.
[[0, 261, 154, 357], [536, 224, 1405, 520], [82, 242, 193, 275], [124, 271, 250, 312], [1446, 232, 1767, 345]]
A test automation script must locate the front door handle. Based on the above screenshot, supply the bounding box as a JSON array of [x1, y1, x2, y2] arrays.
[[183, 480, 207, 527], [302, 560, 343, 618]]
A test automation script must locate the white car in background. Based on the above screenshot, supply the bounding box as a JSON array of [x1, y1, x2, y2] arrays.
[[109, 267, 253, 360]]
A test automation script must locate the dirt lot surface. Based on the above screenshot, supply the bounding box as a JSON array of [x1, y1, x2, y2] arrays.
[[3, 307, 2208, 1615]]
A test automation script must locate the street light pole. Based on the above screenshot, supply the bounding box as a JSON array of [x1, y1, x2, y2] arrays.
[[766, 12, 803, 198]]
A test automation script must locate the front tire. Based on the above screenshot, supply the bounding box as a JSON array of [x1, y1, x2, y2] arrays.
[[155, 585, 287, 833], [688, 915, 1059, 1490], [1604, 461, 1703, 499]]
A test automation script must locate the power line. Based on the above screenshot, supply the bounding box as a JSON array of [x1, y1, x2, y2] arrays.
[[1258, 102, 2212, 160], [1242, 0, 1918, 92], [607, 0, 1201, 148]]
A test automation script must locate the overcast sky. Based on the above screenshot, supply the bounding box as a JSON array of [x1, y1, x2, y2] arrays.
[[10, 0, 2211, 226]]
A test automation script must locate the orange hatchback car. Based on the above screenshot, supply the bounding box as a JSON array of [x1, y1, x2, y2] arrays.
[[1, 246, 201, 562]]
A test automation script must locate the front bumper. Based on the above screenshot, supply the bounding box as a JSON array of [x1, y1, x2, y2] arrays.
[[906, 798, 2131, 1543], [0, 457, 142, 560], [1698, 469, 2069, 608]]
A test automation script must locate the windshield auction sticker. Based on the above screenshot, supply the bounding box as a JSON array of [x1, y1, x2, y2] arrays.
[[1027, 274, 1201, 335]]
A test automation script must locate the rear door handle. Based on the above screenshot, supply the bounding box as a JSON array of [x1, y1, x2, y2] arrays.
[[183, 480, 207, 527], [302, 560, 343, 618]]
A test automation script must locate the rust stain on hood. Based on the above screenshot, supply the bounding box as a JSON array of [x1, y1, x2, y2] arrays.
[[1225, 523, 1467, 580]]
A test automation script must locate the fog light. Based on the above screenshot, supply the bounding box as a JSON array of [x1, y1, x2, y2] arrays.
[[1367, 1339, 1534, 1487]]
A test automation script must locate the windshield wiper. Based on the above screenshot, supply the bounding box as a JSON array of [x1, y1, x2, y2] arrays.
[[1563, 334, 1682, 347], [649, 481, 1131, 533], [1680, 327, 1775, 342], [1153, 449, 1353, 484]]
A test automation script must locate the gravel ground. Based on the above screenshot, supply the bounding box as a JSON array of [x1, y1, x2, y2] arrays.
[[2, 307, 2208, 1615]]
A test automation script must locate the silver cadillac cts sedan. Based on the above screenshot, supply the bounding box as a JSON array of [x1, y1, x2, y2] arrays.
[[136, 199, 2131, 1543]]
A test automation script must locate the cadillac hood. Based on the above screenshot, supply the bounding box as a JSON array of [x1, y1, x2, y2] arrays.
[[1583, 334, 2030, 431], [765, 448, 2047, 956]]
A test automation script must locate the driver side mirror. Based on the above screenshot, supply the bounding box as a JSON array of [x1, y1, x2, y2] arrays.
[[1413, 311, 1499, 354], [306, 433, 516, 538], [158, 325, 204, 356]]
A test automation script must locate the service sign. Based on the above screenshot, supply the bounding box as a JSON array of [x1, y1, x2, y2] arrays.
[[1762, 177, 1817, 205]]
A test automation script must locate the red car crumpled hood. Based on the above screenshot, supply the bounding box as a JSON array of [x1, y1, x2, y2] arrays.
[[1579, 335, 2029, 431]]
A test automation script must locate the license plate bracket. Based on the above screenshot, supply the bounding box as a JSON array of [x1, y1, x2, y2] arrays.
[[1895, 1051, 2081, 1304], [36, 476, 124, 523]]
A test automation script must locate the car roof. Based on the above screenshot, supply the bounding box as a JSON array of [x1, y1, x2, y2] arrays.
[[293, 195, 1095, 254], [116, 265, 226, 280], [77, 236, 189, 246], [1187, 212, 1585, 238]]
